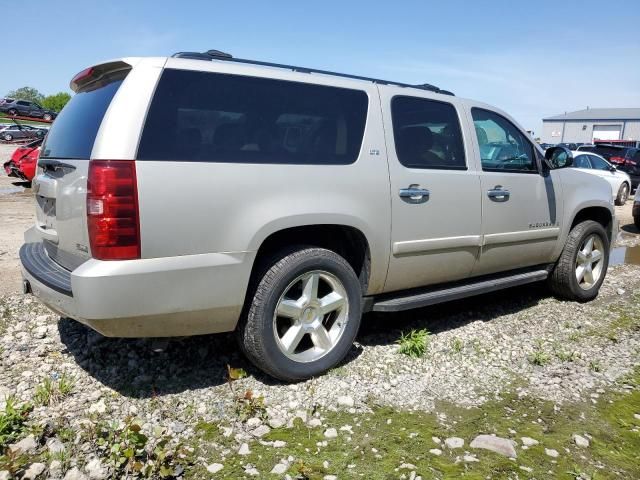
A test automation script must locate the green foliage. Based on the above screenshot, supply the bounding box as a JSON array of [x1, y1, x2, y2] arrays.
[[89, 417, 190, 478], [0, 397, 32, 451], [41, 92, 72, 112], [450, 337, 463, 353], [5, 86, 44, 104], [397, 329, 430, 358], [528, 341, 551, 366], [590, 360, 602, 372], [234, 390, 267, 422], [34, 373, 75, 406]]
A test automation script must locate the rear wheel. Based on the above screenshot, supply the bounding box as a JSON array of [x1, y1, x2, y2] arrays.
[[3, 133, 13, 141], [548, 220, 609, 301], [238, 247, 362, 381], [7, 108, 17, 116], [43, 113, 52, 121], [615, 183, 629, 206]]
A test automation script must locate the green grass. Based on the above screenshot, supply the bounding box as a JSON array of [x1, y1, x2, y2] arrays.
[[450, 337, 463, 354], [188, 369, 640, 479], [0, 398, 32, 451], [33, 373, 75, 406], [397, 329, 430, 358]]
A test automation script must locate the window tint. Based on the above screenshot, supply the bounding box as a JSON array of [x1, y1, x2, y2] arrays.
[[471, 108, 536, 172], [574, 155, 592, 169], [588, 155, 610, 170], [137, 69, 368, 165], [390, 96, 465, 170], [41, 70, 128, 159], [17, 101, 29, 106]]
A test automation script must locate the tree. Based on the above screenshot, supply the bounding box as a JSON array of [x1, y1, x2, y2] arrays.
[[42, 92, 72, 112], [5, 86, 44, 104]]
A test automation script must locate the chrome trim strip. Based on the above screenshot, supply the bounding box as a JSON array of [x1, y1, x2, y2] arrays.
[[483, 227, 560, 246], [393, 235, 482, 256]]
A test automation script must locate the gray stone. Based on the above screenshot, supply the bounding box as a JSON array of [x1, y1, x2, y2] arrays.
[[273, 440, 287, 448], [444, 437, 464, 449], [246, 417, 262, 428], [47, 437, 66, 454], [238, 443, 251, 455], [470, 435, 517, 458], [429, 448, 442, 456], [271, 463, 288, 474], [49, 460, 62, 477], [0, 471, 10, 480], [324, 428, 338, 439], [251, 425, 271, 438], [308, 418, 322, 428], [85, 458, 107, 480], [9, 434, 38, 454], [521, 436, 539, 447], [23, 463, 46, 480], [170, 421, 186, 433], [337, 395, 355, 408], [545, 448, 559, 458], [324, 476, 338, 480], [64, 468, 88, 480], [33, 326, 48, 339], [463, 455, 479, 463], [268, 417, 285, 429], [206, 463, 224, 473], [573, 434, 589, 448]]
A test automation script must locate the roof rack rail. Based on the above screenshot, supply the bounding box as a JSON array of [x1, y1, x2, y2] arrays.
[[170, 50, 454, 96]]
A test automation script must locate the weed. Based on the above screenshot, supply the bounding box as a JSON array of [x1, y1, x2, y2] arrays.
[[590, 361, 602, 373], [528, 345, 551, 366], [397, 329, 430, 358], [555, 349, 579, 363], [34, 373, 75, 406], [234, 390, 267, 422], [450, 337, 463, 353], [0, 397, 32, 450]]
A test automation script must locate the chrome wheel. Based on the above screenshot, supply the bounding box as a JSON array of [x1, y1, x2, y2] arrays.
[[273, 270, 349, 363], [575, 234, 604, 290], [619, 184, 628, 204]]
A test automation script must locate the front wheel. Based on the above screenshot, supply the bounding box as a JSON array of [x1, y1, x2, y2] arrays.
[[615, 183, 629, 206], [43, 113, 52, 121], [238, 247, 362, 381], [3, 133, 12, 141], [7, 108, 17, 116], [548, 220, 609, 301]]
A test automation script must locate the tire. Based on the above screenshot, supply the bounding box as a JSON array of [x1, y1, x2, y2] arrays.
[[7, 108, 17, 116], [634, 216, 640, 231], [3, 134, 12, 141], [43, 113, 52, 121], [238, 246, 362, 381], [548, 220, 609, 302], [615, 182, 629, 206]]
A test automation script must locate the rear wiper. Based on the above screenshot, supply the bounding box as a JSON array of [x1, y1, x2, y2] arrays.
[[39, 159, 76, 172]]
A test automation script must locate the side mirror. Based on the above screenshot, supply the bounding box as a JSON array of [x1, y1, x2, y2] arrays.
[[544, 146, 574, 169], [609, 165, 617, 172]]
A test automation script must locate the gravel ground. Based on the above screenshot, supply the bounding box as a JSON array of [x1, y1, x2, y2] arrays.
[[1, 142, 640, 478]]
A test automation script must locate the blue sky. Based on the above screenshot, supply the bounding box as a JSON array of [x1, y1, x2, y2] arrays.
[[4, 0, 639, 134]]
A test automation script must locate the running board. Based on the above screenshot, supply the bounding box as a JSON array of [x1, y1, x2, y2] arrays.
[[371, 269, 549, 312]]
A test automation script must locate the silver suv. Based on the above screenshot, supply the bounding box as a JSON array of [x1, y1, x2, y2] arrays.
[[21, 50, 617, 381]]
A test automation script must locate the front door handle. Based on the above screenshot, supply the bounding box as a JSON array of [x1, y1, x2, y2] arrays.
[[399, 185, 430, 204], [487, 186, 510, 202]]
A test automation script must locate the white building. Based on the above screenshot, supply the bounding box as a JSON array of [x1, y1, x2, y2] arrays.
[[542, 108, 640, 144]]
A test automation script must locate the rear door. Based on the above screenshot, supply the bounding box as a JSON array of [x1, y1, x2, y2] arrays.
[[381, 91, 482, 292], [469, 107, 562, 276], [32, 64, 132, 270]]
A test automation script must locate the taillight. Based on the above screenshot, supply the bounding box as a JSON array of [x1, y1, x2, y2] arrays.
[[609, 156, 625, 164], [87, 160, 140, 260]]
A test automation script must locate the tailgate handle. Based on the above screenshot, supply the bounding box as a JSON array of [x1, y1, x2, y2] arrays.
[[39, 159, 76, 172]]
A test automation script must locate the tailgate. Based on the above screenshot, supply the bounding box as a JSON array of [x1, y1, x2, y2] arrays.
[[33, 63, 130, 271]]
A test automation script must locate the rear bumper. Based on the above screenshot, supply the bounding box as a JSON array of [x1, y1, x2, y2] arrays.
[[20, 236, 255, 337]]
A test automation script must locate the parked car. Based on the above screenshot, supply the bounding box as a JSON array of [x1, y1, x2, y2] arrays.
[[0, 98, 57, 121], [558, 142, 578, 150], [577, 144, 640, 189], [633, 188, 640, 230], [0, 124, 45, 141], [21, 51, 617, 381], [571, 151, 631, 205], [576, 144, 596, 151], [3, 138, 42, 181], [539, 143, 555, 151]]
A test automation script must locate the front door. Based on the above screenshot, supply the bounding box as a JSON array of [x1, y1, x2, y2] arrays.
[[382, 92, 482, 292], [469, 107, 562, 276]]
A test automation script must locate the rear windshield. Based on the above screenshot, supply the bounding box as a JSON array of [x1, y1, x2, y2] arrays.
[[41, 71, 127, 159], [591, 145, 625, 158], [137, 69, 368, 165]]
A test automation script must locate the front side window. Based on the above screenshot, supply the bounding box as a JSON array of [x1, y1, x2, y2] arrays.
[[17, 101, 29, 106], [391, 96, 466, 170], [574, 155, 592, 169], [471, 108, 536, 172], [137, 70, 368, 165], [588, 155, 610, 171]]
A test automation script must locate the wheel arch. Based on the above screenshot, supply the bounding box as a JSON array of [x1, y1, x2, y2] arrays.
[[570, 206, 614, 242]]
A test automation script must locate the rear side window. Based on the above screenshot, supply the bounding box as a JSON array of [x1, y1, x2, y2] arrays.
[[41, 71, 128, 159], [391, 96, 466, 170], [137, 69, 368, 165]]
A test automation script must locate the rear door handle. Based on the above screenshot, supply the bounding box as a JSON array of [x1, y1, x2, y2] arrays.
[[399, 185, 430, 204], [487, 186, 510, 201]]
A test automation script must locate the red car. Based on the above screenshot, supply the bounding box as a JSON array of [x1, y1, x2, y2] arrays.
[[3, 139, 41, 181]]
